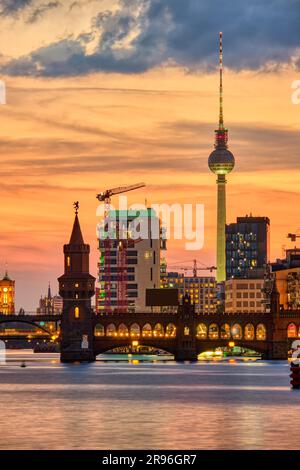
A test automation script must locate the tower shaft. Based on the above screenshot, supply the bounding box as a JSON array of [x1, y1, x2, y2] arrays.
[[216, 175, 226, 283]]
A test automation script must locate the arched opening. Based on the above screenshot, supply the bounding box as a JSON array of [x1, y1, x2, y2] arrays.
[[166, 323, 176, 337], [142, 323, 152, 337], [106, 323, 117, 337], [287, 323, 297, 338], [74, 307, 80, 319], [256, 323, 266, 341], [232, 323, 242, 340], [197, 323, 207, 339], [130, 323, 140, 337], [208, 323, 219, 339], [220, 323, 230, 339], [153, 323, 164, 337], [94, 323, 105, 337], [244, 323, 255, 340], [118, 323, 129, 337]]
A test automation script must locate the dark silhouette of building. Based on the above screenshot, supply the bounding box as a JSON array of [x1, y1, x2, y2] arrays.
[[58, 209, 96, 362], [226, 215, 270, 279], [37, 283, 63, 314]]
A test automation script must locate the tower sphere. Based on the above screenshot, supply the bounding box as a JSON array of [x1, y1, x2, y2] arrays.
[[208, 147, 235, 175]]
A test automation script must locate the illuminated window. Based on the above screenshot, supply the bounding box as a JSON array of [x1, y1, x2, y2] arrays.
[[74, 307, 80, 318], [67, 256, 71, 267], [184, 326, 190, 336], [287, 323, 297, 338], [75, 283, 79, 288]]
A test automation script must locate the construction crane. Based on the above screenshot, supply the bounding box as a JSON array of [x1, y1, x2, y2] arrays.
[[168, 259, 216, 277], [287, 233, 300, 242], [96, 183, 146, 312]]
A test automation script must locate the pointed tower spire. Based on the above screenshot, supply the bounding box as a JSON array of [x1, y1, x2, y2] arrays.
[[47, 282, 52, 299], [69, 202, 84, 244]]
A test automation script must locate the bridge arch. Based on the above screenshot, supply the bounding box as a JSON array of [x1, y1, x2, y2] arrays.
[[153, 323, 164, 337], [94, 323, 105, 337], [0, 318, 53, 336], [244, 323, 255, 340], [130, 323, 140, 337], [256, 323, 267, 341], [166, 323, 176, 337], [197, 323, 207, 339], [118, 323, 129, 337], [106, 323, 117, 336], [232, 323, 242, 340], [142, 323, 152, 337], [220, 323, 230, 339]]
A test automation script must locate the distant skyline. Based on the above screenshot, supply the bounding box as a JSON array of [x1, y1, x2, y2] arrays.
[[0, 0, 300, 309]]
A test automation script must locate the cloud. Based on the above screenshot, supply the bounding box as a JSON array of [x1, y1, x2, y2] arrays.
[[27, 1, 60, 23], [2, 0, 300, 76], [0, 0, 33, 16]]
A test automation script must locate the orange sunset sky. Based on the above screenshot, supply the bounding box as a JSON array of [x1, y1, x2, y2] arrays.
[[0, 0, 300, 310]]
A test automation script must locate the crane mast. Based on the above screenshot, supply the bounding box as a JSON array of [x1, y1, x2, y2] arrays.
[[96, 182, 146, 313]]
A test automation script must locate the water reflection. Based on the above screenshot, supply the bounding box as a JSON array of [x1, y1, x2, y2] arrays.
[[0, 351, 299, 450]]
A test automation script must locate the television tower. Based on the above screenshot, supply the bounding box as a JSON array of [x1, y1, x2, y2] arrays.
[[208, 32, 235, 283]]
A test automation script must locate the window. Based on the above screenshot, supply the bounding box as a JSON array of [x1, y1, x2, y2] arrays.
[[74, 307, 80, 318], [184, 326, 190, 336], [287, 323, 297, 338], [67, 256, 70, 267]]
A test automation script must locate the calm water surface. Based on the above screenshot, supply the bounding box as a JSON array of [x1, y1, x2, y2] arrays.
[[0, 351, 299, 450]]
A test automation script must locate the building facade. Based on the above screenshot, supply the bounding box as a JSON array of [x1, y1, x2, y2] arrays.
[[96, 208, 163, 313], [37, 284, 63, 314], [0, 271, 15, 314], [226, 215, 270, 279], [160, 271, 217, 314], [225, 278, 265, 313], [272, 249, 300, 310]]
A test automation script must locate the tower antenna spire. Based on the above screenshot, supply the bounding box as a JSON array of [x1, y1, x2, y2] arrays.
[[219, 31, 224, 130]]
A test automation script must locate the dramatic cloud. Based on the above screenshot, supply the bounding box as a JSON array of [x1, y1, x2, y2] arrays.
[[0, 0, 33, 16], [1, 0, 300, 76]]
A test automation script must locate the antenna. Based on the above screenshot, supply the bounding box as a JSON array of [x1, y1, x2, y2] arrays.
[[219, 31, 224, 130]]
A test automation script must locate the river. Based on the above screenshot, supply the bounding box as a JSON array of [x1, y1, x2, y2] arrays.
[[0, 351, 299, 450]]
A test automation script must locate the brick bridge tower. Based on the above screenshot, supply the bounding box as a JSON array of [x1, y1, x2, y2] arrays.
[[175, 294, 198, 361], [58, 203, 96, 362]]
